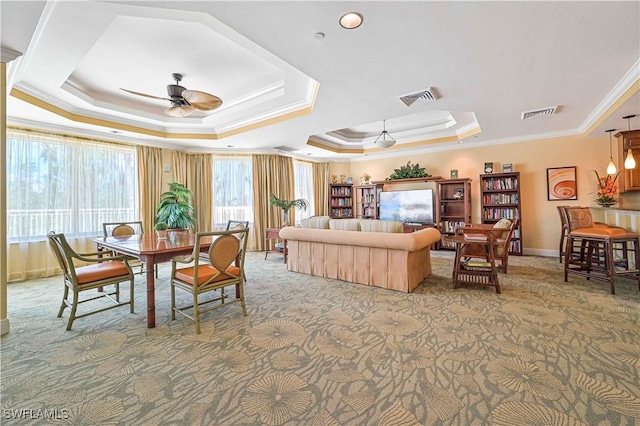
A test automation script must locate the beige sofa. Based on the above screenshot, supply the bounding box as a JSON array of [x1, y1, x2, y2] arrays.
[[279, 218, 441, 293]]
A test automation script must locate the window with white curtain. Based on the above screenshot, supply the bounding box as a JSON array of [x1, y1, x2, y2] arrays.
[[212, 156, 254, 228], [7, 130, 138, 242], [293, 159, 315, 224]]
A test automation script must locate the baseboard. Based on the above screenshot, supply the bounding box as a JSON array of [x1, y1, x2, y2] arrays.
[[0, 318, 10, 336], [523, 248, 557, 258]]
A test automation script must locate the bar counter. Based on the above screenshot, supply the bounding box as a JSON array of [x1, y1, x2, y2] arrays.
[[591, 206, 640, 232]]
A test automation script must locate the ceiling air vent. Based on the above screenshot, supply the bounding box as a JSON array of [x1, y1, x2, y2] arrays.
[[274, 145, 298, 153], [521, 106, 558, 120], [398, 87, 438, 107]]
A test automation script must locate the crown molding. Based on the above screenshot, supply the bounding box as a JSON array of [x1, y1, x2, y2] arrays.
[[0, 47, 22, 63], [580, 59, 640, 135]]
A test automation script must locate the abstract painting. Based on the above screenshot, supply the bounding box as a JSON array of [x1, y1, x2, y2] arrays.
[[547, 166, 577, 200]]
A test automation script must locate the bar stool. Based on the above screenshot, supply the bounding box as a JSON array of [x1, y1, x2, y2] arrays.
[[563, 207, 640, 294], [557, 206, 570, 263]]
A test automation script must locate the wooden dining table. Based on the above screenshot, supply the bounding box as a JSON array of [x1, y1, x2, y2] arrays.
[[93, 232, 214, 328]]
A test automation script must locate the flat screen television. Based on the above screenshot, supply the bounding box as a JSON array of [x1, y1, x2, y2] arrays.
[[378, 189, 434, 224]]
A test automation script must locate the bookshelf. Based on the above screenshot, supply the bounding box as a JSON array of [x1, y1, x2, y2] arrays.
[[329, 183, 354, 218], [436, 178, 472, 249], [480, 172, 522, 255], [354, 184, 383, 219]]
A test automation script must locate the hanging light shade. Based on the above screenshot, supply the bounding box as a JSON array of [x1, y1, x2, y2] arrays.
[[373, 119, 396, 148], [606, 129, 617, 175], [623, 114, 637, 169]]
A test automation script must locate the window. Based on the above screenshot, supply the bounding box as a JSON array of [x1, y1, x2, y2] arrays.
[[212, 156, 254, 227], [7, 131, 138, 241], [293, 159, 315, 224]]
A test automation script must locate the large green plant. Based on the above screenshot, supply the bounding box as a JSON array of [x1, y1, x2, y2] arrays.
[[155, 182, 196, 229], [386, 161, 431, 180]]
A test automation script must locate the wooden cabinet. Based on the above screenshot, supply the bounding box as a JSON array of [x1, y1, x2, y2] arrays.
[[354, 184, 383, 219], [329, 183, 354, 218], [402, 223, 434, 233], [617, 130, 640, 192], [480, 172, 522, 255], [436, 178, 472, 249]]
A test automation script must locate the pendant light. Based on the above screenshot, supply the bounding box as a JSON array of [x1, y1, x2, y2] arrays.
[[623, 114, 637, 169], [373, 120, 396, 148], [606, 129, 617, 175]]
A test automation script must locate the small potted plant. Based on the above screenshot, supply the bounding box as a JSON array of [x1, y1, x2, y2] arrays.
[[269, 194, 308, 226], [154, 221, 169, 239]]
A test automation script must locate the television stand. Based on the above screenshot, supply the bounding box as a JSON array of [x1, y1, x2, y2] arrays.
[[402, 223, 434, 233]]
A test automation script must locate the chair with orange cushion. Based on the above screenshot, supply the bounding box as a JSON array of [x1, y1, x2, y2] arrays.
[[170, 228, 249, 334], [199, 220, 250, 281], [563, 207, 640, 294], [47, 231, 135, 330], [102, 221, 157, 277]]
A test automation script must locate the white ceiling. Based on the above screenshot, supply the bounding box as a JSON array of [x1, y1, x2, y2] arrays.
[[2, 1, 639, 162]]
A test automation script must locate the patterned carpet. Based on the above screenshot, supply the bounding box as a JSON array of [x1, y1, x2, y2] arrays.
[[1, 251, 639, 425]]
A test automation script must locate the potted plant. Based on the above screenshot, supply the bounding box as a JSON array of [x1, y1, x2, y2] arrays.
[[154, 221, 169, 239], [269, 194, 308, 226], [155, 182, 197, 230]]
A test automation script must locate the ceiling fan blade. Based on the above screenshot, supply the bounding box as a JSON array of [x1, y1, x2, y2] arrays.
[[121, 88, 172, 102], [165, 105, 195, 118], [182, 90, 223, 111]]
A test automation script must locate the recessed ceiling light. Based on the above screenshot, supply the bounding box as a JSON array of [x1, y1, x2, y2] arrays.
[[226, 145, 234, 148], [314, 32, 325, 40], [339, 12, 363, 29]]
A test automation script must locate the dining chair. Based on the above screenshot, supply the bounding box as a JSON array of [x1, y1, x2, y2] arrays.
[[200, 220, 250, 280], [171, 228, 249, 334], [102, 221, 157, 277], [47, 231, 135, 330], [457, 218, 519, 273]]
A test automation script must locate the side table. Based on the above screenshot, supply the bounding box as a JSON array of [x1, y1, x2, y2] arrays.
[[444, 234, 501, 294], [265, 227, 287, 263]]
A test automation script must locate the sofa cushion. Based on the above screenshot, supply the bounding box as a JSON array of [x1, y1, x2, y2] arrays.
[[329, 219, 361, 231], [300, 216, 330, 229], [360, 219, 404, 233]]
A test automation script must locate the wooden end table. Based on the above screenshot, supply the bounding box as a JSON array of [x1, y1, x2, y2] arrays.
[[265, 227, 287, 263], [443, 234, 501, 294]]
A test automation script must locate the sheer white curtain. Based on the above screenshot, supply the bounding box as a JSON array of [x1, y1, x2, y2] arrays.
[[212, 155, 255, 249], [7, 130, 138, 281], [293, 159, 315, 224]]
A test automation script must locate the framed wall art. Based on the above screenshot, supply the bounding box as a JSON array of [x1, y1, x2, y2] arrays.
[[547, 166, 577, 201]]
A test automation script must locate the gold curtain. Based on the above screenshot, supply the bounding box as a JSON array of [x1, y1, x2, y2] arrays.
[[252, 154, 293, 250], [172, 151, 189, 188], [313, 162, 330, 216], [189, 154, 213, 232], [137, 146, 163, 232]]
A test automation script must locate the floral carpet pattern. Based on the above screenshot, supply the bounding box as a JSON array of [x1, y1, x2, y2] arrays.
[[1, 251, 639, 425]]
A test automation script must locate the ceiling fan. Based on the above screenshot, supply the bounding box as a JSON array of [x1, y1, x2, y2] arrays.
[[121, 73, 222, 118]]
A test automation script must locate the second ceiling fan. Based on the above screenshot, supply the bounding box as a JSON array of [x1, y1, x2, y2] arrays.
[[121, 73, 222, 117]]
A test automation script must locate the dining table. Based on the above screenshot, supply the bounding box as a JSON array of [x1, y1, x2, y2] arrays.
[[93, 232, 214, 328]]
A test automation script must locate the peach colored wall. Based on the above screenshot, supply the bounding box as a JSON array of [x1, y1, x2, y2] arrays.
[[343, 134, 636, 256]]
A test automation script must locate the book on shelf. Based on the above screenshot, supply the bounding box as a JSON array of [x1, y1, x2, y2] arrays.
[[464, 233, 488, 241]]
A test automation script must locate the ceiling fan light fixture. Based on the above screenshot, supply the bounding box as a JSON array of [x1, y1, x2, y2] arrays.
[[121, 73, 222, 118], [339, 12, 363, 29], [373, 120, 396, 148], [165, 105, 195, 118]]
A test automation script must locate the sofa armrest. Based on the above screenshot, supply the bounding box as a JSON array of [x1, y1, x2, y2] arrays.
[[279, 227, 441, 251]]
